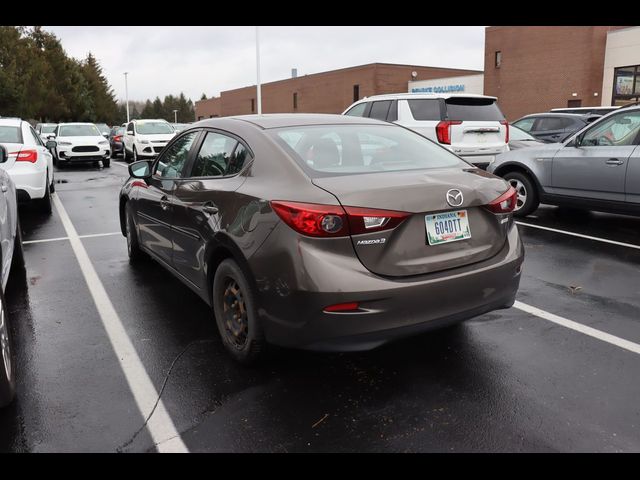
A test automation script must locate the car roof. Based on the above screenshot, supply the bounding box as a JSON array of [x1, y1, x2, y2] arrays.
[[195, 113, 387, 130], [0, 118, 23, 127], [516, 112, 592, 120], [57, 122, 98, 126], [132, 118, 169, 122], [352, 93, 497, 102], [550, 106, 620, 111]]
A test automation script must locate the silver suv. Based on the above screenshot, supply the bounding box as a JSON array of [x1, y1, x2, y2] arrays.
[[343, 93, 509, 169]]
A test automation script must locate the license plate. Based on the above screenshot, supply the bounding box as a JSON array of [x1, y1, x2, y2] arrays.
[[425, 210, 471, 245]]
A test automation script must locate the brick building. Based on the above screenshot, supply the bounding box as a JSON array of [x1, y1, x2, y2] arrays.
[[484, 26, 638, 121], [195, 63, 482, 120]]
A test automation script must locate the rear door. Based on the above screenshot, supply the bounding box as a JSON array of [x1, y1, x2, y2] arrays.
[[445, 97, 507, 157], [171, 130, 251, 289], [136, 131, 200, 265], [552, 110, 640, 202]]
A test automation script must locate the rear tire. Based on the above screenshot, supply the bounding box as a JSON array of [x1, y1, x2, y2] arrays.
[[125, 203, 144, 263], [213, 259, 267, 365], [0, 287, 16, 408], [503, 171, 539, 217], [38, 170, 53, 215]]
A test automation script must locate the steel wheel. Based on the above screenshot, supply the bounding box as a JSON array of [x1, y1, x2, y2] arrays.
[[0, 295, 11, 387], [221, 278, 248, 349], [508, 178, 528, 212]]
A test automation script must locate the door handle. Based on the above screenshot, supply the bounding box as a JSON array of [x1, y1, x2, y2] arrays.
[[160, 195, 170, 210], [605, 158, 624, 166], [202, 203, 219, 215], [1, 185, 7, 193]]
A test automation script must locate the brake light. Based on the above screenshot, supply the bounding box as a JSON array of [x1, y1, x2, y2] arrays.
[[114, 135, 122, 142], [10, 149, 38, 163], [343, 206, 409, 235], [270, 201, 349, 237], [500, 120, 510, 143], [270, 201, 410, 237], [324, 302, 360, 313], [436, 120, 462, 145], [485, 186, 517, 214]]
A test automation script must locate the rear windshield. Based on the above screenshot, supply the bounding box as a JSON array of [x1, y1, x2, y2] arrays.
[[136, 121, 174, 135], [41, 125, 57, 134], [269, 124, 466, 177], [59, 125, 101, 137], [445, 97, 505, 122], [0, 126, 22, 143]]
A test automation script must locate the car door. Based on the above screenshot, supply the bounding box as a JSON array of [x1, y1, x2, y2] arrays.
[[135, 131, 200, 265], [552, 110, 640, 203], [625, 144, 640, 205], [171, 130, 252, 289]]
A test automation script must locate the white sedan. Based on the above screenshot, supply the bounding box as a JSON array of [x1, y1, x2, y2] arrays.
[[50, 123, 111, 168], [0, 118, 55, 214]]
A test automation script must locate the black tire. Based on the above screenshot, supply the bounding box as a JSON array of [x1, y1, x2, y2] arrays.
[[125, 203, 144, 263], [103, 158, 111, 168], [38, 170, 53, 215], [212, 259, 266, 365], [132, 147, 138, 163], [124, 148, 131, 163], [10, 217, 25, 273], [503, 171, 539, 217], [0, 287, 16, 408], [49, 173, 55, 193]]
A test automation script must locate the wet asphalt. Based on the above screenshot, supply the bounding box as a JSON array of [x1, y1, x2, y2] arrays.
[[0, 159, 639, 452]]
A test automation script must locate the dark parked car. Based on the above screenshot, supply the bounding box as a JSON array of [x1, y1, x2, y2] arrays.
[[508, 125, 545, 150], [0, 145, 26, 407], [512, 113, 598, 143], [489, 106, 640, 217], [109, 126, 125, 158], [119, 114, 524, 364]]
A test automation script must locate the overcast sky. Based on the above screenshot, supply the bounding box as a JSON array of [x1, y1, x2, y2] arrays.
[[44, 26, 486, 103]]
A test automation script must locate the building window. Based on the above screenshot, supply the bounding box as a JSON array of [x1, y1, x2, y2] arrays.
[[495, 51, 502, 68], [612, 65, 640, 106], [353, 84, 360, 103], [251, 98, 255, 113], [293, 92, 298, 110]]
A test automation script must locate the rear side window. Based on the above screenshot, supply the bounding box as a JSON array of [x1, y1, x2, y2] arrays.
[[369, 101, 392, 121], [513, 118, 535, 132], [407, 99, 442, 121], [537, 117, 567, 131], [0, 126, 22, 144], [445, 97, 505, 121]]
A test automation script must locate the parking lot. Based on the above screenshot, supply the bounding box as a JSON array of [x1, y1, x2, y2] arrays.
[[0, 157, 638, 452]]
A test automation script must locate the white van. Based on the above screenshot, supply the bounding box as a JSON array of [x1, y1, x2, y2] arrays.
[[343, 93, 509, 169]]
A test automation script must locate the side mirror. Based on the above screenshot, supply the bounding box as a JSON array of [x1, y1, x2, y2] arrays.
[[47, 134, 56, 140], [46, 140, 57, 149], [103, 133, 109, 138], [0, 145, 7, 164], [129, 160, 152, 179], [127, 130, 135, 136]]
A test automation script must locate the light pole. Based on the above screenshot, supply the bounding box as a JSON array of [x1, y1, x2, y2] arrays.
[[124, 72, 130, 123], [173, 109, 178, 123], [256, 26, 262, 115]]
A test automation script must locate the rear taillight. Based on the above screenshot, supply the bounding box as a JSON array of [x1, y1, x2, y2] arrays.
[[270, 201, 410, 237], [114, 135, 122, 142], [270, 201, 349, 237], [500, 120, 509, 143], [10, 149, 38, 163], [485, 187, 517, 214], [436, 120, 462, 145], [343, 206, 409, 235]]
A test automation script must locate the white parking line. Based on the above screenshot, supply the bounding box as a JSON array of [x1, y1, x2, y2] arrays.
[[516, 221, 640, 251], [514, 301, 640, 356], [52, 193, 188, 452], [111, 162, 128, 168], [23, 232, 121, 245]]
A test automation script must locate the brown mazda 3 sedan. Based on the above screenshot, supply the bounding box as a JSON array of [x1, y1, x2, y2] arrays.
[[119, 114, 524, 364]]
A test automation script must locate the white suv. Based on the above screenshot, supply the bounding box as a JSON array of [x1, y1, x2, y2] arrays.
[[0, 118, 55, 213], [123, 119, 176, 163], [51, 123, 111, 168], [343, 93, 509, 169]]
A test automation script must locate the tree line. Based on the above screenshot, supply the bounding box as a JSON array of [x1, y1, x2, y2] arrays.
[[0, 26, 195, 126]]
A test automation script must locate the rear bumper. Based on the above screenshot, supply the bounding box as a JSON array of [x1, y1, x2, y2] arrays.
[[8, 166, 47, 201], [250, 223, 524, 351]]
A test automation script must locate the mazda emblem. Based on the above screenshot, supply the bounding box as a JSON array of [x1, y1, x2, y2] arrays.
[[446, 189, 464, 207]]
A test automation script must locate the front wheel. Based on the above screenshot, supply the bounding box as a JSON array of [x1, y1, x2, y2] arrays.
[[0, 287, 16, 408], [103, 158, 110, 168], [125, 204, 145, 263], [503, 171, 539, 217], [132, 147, 138, 163], [212, 259, 267, 365]]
